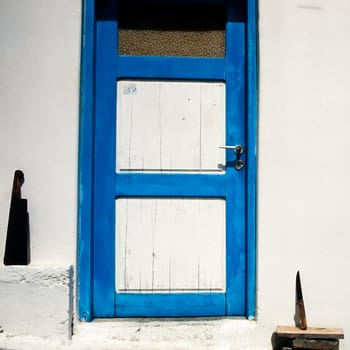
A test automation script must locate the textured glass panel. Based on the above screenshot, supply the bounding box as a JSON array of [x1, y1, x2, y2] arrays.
[[117, 2, 225, 57]]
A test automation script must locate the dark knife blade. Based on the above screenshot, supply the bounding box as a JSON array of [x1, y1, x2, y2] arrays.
[[296, 271, 303, 301], [296, 270, 307, 330]]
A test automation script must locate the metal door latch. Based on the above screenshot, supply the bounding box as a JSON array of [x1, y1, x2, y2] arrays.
[[219, 144, 245, 171]]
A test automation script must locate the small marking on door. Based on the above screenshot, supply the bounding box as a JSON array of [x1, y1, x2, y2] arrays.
[[123, 86, 137, 95]]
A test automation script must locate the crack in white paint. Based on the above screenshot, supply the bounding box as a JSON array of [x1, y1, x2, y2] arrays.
[[151, 200, 158, 292], [197, 257, 200, 291], [124, 199, 129, 291], [127, 95, 134, 170], [168, 260, 171, 292]]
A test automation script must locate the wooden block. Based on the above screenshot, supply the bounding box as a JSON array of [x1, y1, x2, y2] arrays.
[[276, 326, 344, 339], [293, 338, 338, 349]]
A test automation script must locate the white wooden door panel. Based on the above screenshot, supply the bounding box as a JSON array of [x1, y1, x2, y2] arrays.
[[116, 81, 225, 172], [116, 198, 226, 293]]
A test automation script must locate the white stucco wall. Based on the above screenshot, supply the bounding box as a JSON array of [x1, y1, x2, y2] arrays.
[[0, 0, 350, 349], [0, 266, 73, 339], [258, 0, 350, 349], [0, 0, 81, 264]]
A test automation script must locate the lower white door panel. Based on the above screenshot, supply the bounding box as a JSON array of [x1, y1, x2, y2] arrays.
[[116, 198, 226, 293]]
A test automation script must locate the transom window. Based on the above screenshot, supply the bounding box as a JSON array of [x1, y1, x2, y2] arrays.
[[117, 1, 226, 57]]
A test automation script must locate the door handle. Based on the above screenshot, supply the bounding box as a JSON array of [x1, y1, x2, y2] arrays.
[[219, 144, 245, 171]]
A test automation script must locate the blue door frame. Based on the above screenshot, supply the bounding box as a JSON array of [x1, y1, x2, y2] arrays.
[[78, 0, 258, 321]]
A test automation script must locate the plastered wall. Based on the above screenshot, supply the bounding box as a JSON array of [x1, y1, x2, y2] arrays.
[[0, 0, 350, 348], [0, 0, 81, 264], [258, 1, 350, 348]]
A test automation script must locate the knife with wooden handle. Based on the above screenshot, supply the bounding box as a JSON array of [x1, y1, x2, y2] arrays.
[[296, 270, 307, 330]]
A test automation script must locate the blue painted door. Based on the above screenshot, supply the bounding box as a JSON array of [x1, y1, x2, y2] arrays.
[[92, 0, 247, 317]]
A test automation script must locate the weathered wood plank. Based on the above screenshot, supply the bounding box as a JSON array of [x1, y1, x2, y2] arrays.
[[116, 80, 225, 172], [293, 338, 338, 350], [115, 292, 226, 317], [115, 173, 226, 197], [116, 198, 226, 292], [117, 56, 226, 80], [276, 326, 344, 339]]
